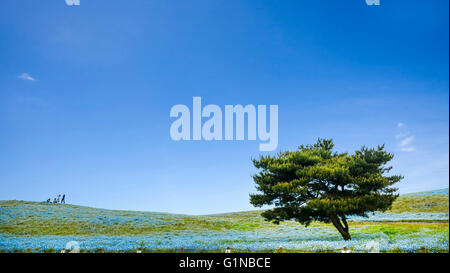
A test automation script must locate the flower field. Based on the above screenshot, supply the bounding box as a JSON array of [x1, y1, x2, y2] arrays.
[[0, 189, 448, 253], [0, 223, 448, 253]]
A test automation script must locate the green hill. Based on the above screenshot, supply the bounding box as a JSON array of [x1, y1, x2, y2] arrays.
[[0, 188, 448, 236], [390, 188, 449, 213], [0, 189, 448, 253]]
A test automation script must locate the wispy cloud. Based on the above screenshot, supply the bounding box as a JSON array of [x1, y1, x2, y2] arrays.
[[18, 73, 36, 82], [401, 147, 416, 152], [395, 133, 409, 139], [396, 122, 415, 152], [399, 136, 414, 147]]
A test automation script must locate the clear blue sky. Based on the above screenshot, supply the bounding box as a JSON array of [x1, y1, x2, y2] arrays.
[[0, 0, 448, 214]]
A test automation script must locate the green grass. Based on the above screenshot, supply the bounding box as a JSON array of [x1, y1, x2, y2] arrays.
[[1, 189, 448, 236], [390, 191, 449, 213], [0, 204, 274, 236]]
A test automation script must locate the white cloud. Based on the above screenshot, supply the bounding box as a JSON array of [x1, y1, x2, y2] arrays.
[[18, 73, 36, 82], [395, 122, 415, 152], [395, 133, 409, 139], [401, 147, 416, 152], [399, 136, 414, 147]]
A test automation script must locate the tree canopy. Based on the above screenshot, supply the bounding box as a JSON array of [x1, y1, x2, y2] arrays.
[[250, 139, 403, 240]]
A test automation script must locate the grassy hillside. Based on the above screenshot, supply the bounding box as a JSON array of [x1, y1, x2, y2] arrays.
[[0, 189, 448, 253], [0, 188, 447, 236], [390, 189, 449, 213], [0, 200, 261, 236]]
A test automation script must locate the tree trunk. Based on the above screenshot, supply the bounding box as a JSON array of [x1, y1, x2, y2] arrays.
[[330, 214, 351, 240]]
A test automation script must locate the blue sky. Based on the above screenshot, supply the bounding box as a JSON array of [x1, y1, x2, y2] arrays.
[[0, 0, 448, 214]]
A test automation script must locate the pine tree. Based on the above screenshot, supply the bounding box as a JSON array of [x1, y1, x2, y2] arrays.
[[250, 139, 403, 240]]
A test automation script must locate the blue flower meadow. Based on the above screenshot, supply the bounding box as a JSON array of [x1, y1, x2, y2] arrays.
[[0, 223, 448, 253], [0, 200, 448, 253]]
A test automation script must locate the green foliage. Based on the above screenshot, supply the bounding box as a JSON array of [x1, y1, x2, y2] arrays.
[[250, 138, 403, 240]]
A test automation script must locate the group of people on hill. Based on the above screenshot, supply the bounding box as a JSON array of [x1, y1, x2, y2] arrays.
[[45, 194, 66, 204]]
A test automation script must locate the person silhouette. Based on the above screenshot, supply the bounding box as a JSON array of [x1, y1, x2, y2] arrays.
[[61, 194, 65, 204]]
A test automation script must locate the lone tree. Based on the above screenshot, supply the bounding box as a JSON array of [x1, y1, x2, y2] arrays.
[[250, 139, 403, 240]]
